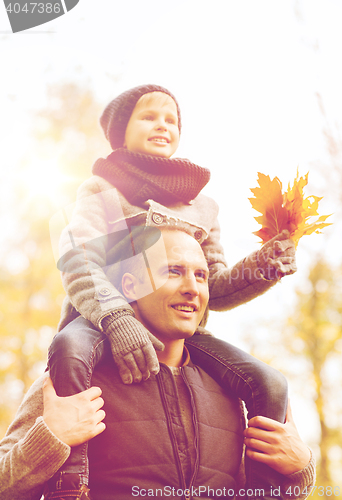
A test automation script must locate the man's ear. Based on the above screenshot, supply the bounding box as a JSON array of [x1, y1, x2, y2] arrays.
[[121, 273, 140, 301]]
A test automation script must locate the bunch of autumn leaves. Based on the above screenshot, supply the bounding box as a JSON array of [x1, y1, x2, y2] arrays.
[[249, 171, 332, 246]]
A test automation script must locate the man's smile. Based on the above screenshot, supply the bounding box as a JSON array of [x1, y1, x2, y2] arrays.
[[171, 303, 198, 313]]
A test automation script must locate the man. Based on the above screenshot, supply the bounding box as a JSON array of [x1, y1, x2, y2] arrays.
[[0, 229, 314, 500]]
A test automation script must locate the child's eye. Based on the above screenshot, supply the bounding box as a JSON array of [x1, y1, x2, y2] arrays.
[[166, 118, 176, 125], [142, 115, 154, 121]]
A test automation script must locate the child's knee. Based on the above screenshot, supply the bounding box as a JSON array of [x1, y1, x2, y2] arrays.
[[255, 364, 288, 402], [49, 330, 82, 359], [253, 365, 288, 422], [269, 368, 288, 399]]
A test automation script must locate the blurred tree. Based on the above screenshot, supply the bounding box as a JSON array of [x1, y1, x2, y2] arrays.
[[0, 82, 109, 438], [244, 258, 342, 494], [34, 82, 109, 202], [315, 92, 342, 212], [0, 212, 64, 437], [285, 259, 342, 491]]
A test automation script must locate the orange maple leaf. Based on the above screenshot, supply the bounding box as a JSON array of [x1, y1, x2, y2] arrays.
[[249, 171, 332, 246]]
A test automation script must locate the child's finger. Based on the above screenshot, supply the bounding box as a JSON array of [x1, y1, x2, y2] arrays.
[[147, 331, 164, 351], [142, 344, 160, 375], [121, 352, 143, 383], [115, 356, 133, 385], [132, 348, 148, 373]]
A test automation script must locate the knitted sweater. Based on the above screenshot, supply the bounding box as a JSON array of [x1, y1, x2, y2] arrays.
[[0, 372, 315, 500]]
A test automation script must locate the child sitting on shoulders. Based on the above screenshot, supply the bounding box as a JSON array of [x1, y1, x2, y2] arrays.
[[46, 84, 297, 500]]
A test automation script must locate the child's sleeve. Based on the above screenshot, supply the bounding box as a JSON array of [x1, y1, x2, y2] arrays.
[[201, 217, 290, 312], [58, 176, 133, 330], [58, 176, 160, 381]]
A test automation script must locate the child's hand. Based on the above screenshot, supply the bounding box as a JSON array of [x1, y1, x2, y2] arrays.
[[257, 229, 297, 280], [42, 377, 106, 447], [243, 401, 311, 475], [113, 340, 162, 385], [104, 314, 164, 384]]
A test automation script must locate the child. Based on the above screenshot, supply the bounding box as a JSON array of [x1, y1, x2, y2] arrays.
[[46, 84, 297, 499]]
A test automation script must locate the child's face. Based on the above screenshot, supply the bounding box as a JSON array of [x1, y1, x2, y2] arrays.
[[123, 92, 180, 158]]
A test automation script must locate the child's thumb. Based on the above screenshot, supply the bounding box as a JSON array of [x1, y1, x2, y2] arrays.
[[42, 376, 57, 403]]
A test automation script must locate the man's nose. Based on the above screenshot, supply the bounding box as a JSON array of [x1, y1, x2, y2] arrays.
[[180, 274, 199, 296]]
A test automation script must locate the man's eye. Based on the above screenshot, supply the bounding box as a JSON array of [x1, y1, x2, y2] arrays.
[[196, 271, 208, 281], [169, 268, 181, 276]]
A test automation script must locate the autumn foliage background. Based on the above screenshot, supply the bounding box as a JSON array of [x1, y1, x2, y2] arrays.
[[0, 80, 341, 494], [1, 1, 342, 495]]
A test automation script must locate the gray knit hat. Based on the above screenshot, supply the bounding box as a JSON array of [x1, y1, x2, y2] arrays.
[[100, 84, 182, 150]]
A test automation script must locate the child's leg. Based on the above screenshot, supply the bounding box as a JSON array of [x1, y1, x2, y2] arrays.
[[46, 316, 107, 493], [185, 332, 288, 500], [186, 332, 287, 421]]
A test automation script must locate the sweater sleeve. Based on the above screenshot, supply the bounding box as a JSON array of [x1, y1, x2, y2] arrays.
[[281, 450, 316, 500], [201, 216, 277, 312], [58, 176, 134, 330], [0, 375, 70, 500], [236, 450, 315, 499]]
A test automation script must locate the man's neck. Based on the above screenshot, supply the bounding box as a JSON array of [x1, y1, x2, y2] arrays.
[[156, 338, 186, 367]]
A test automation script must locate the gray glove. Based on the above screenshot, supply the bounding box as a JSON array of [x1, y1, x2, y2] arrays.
[[102, 312, 164, 385], [257, 229, 297, 280]]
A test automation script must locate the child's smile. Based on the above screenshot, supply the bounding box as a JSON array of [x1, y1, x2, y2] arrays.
[[123, 91, 180, 158]]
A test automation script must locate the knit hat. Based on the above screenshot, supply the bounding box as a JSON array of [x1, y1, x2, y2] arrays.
[[100, 84, 182, 150]]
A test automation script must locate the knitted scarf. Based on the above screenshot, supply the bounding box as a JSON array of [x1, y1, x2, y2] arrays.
[[92, 148, 210, 205]]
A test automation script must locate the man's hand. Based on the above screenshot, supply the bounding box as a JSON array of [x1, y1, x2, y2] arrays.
[[258, 229, 297, 280], [42, 377, 106, 447], [243, 401, 311, 476]]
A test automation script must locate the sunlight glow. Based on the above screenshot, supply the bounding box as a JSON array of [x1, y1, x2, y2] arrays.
[[21, 158, 68, 201]]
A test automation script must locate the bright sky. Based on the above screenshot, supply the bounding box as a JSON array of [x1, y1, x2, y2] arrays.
[[1, 0, 342, 443]]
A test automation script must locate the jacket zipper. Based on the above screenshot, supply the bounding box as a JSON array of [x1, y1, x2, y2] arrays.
[[180, 367, 200, 500], [156, 368, 189, 499]]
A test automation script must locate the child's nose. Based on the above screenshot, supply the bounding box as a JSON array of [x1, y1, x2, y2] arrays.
[[155, 119, 167, 131]]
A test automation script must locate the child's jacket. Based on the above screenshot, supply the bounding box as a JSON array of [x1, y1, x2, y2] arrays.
[[58, 149, 274, 333]]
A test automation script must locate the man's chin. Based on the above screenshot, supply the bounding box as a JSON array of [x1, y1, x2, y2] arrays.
[[177, 327, 197, 340]]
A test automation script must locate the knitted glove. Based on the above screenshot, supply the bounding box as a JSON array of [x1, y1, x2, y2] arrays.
[[257, 229, 297, 280], [101, 311, 164, 385]]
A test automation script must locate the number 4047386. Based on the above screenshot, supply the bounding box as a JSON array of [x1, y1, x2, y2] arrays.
[[286, 486, 341, 497], [6, 3, 61, 14]]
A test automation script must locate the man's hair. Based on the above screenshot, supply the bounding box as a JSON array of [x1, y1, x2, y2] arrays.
[[114, 226, 194, 293]]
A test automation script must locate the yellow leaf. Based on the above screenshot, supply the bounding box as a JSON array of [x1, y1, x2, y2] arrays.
[[250, 170, 332, 246]]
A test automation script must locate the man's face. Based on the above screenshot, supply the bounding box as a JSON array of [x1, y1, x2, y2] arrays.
[[123, 92, 180, 158], [127, 231, 209, 344]]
